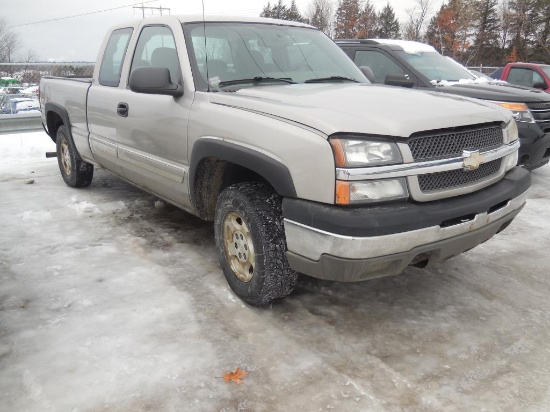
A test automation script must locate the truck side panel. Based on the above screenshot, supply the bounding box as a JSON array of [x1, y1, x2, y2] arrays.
[[40, 77, 94, 163]]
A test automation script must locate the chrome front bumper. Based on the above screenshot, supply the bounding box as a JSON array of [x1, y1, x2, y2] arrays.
[[284, 191, 527, 282]]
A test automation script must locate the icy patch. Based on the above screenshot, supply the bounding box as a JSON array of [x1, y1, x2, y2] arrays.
[[19, 210, 53, 222], [504, 339, 533, 355], [68, 197, 101, 215], [100, 201, 127, 214]]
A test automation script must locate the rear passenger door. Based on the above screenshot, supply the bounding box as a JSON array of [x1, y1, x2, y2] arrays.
[[116, 24, 193, 208]]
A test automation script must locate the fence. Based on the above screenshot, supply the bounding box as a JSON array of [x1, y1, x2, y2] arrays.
[[0, 63, 94, 133], [466, 66, 501, 75], [0, 62, 94, 85]]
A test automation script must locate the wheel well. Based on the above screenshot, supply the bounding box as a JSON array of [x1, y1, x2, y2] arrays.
[[46, 111, 64, 142], [192, 157, 271, 221]]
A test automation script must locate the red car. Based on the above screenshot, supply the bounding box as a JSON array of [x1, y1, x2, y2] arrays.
[[491, 63, 550, 92]]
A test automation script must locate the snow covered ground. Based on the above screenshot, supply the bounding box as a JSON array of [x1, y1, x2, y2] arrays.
[[1, 131, 550, 411]]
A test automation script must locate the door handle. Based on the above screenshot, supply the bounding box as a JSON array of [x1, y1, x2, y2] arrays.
[[117, 102, 129, 117]]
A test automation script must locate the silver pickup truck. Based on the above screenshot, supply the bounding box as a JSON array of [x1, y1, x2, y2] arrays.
[[40, 15, 530, 306]]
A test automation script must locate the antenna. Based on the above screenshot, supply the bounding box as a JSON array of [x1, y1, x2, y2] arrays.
[[202, 0, 210, 92]]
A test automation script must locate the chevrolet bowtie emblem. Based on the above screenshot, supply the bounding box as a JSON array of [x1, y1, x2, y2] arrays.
[[462, 150, 485, 171]]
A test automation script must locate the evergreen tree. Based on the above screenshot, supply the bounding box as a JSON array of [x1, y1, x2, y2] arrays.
[[506, 0, 548, 62], [334, 0, 361, 39], [357, 0, 377, 38], [375, 3, 400, 39], [531, 0, 550, 62], [287, 0, 306, 22], [261, 2, 273, 18], [471, 0, 502, 65], [261, 0, 305, 23], [261, 0, 288, 19]]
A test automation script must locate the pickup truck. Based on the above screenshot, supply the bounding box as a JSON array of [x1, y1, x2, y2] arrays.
[[40, 16, 530, 306], [337, 39, 550, 170], [491, 62, 550, 93]]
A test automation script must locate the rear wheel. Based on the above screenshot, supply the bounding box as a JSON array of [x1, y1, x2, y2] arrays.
[[214, 182, 297, 306], [56, 125, 94, 188]]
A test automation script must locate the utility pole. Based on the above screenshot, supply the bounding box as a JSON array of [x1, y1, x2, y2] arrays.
[[133, 3, 171, 17]]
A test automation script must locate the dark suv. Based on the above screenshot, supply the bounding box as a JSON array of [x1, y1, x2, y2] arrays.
[[336, 39, 550, 170]]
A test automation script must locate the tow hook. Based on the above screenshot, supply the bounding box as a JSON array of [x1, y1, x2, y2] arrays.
[[45, 152, 57, 158]]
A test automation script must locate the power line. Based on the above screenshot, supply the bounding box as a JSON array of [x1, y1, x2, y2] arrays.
[[7, 0, 159, 29], [133, 4, 171, 18]]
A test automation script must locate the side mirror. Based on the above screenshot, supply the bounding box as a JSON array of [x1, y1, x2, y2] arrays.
[[533, 82, 547, 90], [129, 66, 183, 97], [385, 73, 415, 88]]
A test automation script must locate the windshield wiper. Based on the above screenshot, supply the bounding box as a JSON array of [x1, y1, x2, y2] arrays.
[[217, 77, 296, 87], [304, 76, 359, 83]]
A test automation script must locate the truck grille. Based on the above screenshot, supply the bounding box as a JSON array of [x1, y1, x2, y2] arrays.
[[527, 102, 550, 133], [418, 159, 502, 192], [408, 125, 503, 160]]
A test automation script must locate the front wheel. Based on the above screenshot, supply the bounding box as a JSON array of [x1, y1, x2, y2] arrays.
[[56, 125, 94, 188], [214, 182, 298, 306]]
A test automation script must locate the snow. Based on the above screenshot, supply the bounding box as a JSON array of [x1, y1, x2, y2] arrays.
[[371, 39, 436, 54], [2, 131, 550, 410]]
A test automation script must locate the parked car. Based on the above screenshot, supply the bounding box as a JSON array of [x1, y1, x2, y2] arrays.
[[492, 62, 550, 92], [336, 39, 550, 170], [469, 69, 498, 81], [490, 67, 504, 80], [40, 16, 530, 306], [0, 97, 39, 114]]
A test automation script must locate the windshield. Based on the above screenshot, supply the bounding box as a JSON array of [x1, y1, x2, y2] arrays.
[[542, 66, 550, 79], [396, 50, 476, 83], [184, 22, 367, 91]]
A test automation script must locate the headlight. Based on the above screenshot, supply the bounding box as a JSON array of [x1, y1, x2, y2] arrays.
[[503, 118, 519, 143], [330, 137, 402, 167], [336, 178, 409, 205], [493, 102, 535, 123]]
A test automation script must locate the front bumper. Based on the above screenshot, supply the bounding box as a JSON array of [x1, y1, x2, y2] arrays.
[[517, 123, 550, 170], [283, 167, 530, 282]]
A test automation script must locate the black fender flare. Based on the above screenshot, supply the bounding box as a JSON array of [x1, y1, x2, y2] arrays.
[[44, 102, 72, 142], [44, 102, 84, 161], [189, 139, 297, 199]]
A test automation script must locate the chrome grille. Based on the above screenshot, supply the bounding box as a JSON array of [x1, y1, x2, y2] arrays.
[[527, 102, 550, 130], [408, 126, 503, 161], [527, 102, 550, 110], [418, 159, 502, 192]]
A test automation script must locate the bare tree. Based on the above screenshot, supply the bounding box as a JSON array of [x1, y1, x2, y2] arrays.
[[306, 0, 334, 36], [402, 0, 435, 41], [0, 18, 21, 63]]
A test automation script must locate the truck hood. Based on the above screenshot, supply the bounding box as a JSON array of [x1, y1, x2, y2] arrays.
[[208, 83, 509, 138], [437, 81, 550, 103]]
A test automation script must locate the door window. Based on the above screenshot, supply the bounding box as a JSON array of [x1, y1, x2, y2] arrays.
[[354, 50, 404, 83], [130, 26, 181, 84], [98, 28, 133, 87], [508, 67, 545, 88]]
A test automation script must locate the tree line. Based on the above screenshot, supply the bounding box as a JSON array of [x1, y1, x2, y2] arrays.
[[261, 0, 550, 66]]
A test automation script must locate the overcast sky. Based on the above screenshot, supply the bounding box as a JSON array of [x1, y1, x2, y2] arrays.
[[4, 0, 435, 62]]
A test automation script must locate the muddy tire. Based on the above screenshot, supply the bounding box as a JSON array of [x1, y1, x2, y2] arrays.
[[56, 125, 94, 188], [214, 182, 298, 306]]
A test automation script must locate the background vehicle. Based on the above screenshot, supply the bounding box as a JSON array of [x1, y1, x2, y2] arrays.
[[1, 97, 39, 114], [40, 16, 530, 306], [337, 39, 550, 170], [491, 63, 550, 92]]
